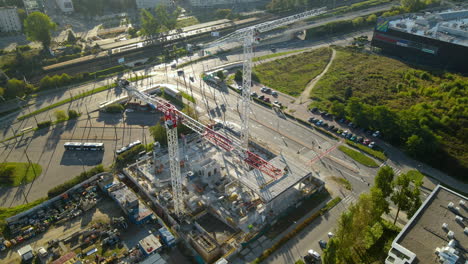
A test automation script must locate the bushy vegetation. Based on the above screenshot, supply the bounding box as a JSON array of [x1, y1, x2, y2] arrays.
[[311, 47, 468, 180], [253, 49, 307, 62], [306, 13, 378, 39], [37, 120, 52, 129], [331, 176, 352, 190], [322, 166, 424, 263], [345, 140, 387, 161], [47, 165, 105, 198], [105, 103, 125, 113], [254, 47, 332, 97], [339, 146, 379, 167], [114, 145, 145, 170], [0, 162, 42, 186]]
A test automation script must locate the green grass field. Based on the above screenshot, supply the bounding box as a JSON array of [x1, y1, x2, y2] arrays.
[[339, 146, 379, 167], [176, 16, 200, 28], [0, 162, 42, 187], [254, 47, 332, 97], [406, 170, 424, 183], [253, 49, 307, 62]]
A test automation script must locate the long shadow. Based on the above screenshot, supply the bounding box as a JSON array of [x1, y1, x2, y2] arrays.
[[59, 150, 104, 166], [44, 122, 65, 151]]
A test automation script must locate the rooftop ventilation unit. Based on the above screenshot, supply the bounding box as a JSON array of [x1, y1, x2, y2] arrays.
[[448, 202, 454, 209], [455, 215, 463, 223], [448, 239, 457, 248], [459, 200, 466, 207], [464, 227, 468, 235]]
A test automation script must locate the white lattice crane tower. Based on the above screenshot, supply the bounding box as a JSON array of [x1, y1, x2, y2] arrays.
[[203, 7, 327, 150]]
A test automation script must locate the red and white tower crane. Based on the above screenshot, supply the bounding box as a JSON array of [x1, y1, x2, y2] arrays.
[[118, 7, 326, 217]]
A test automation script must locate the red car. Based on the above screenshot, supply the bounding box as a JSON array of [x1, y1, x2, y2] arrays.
[[263, 97, 270, 103], [363, 139, 371, 145]]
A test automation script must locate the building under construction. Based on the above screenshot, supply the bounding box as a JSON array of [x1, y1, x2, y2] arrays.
[[123, 132, 324, 263]]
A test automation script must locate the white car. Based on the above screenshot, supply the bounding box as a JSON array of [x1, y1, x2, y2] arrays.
[[328, 232, 334, 238], [369, 142, 376, 149], [372, 131, 381, 137], [307, 249, 321, 260], [125, 109, 134, 113]]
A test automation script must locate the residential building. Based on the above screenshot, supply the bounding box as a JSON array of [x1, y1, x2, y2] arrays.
[[55, 0, 74, 13], [0, 7, 22, 32], [385, 185, 467, 264]]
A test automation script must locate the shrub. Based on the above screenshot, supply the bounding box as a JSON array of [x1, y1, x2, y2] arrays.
[[114, 145, 145, 169], [105, 103, 124, 113], [67, 109, 79, 119], [54, 110, 68, 121], [47, 165, 105, 198], [37, 120, 52, 129]]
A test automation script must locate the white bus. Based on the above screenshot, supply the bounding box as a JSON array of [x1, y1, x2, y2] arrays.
[[64, 142, 104, 151]]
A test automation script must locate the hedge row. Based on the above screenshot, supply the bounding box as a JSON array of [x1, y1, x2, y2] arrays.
[[251, 197, 342, 263], [47, 165, 105, 198], [345, 139, 387, 161]]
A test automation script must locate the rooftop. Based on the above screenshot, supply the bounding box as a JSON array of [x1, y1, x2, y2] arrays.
[[139, 234, 163, 255], [240, 155, 312, 203], [386, 9, 468, 47], [392, 185, 467, 264]]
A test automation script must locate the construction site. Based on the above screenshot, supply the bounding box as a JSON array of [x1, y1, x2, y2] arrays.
[[123, 130, 323, 263]]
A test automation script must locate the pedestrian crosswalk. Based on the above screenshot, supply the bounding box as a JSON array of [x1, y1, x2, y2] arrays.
[[379, 161, 402, 175], [342, 194, 356, 205]]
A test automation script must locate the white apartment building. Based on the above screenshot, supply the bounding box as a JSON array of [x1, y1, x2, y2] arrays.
[[0, 7, 22, 32], [55, 0, 74, 13], [188, 0, 260, 7], [136, 0, 171, 9]]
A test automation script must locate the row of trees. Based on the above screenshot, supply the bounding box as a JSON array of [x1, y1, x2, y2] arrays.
[[322, 167, 422, 263]]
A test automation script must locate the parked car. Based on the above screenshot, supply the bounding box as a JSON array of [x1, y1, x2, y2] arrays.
[[372, 131, 381, 137], [363, 139, 371, 145], [328, 125, 335, 130], [316, 120, 323, 126], [272, 91, 278, 97], [341, 130, 348, 137], [357, 136, 364, 143], [350, 135, 357, 141], [369, 142, 376, 148], [251, 92, 258, 97], [311, 107, 318, 113], [308, 117, 316, 123], [263, 97, 271, 103], [332, 127, 339, 132], [259, 95, 265, 100], [339, 118, 345, 123], [328, 232, 335, 238], [260, 87, 267, 93], [337, 129, 343, 134], [346, 133, 353, 139], [319, 240, 327, 249], [322, 123, 329, 128]]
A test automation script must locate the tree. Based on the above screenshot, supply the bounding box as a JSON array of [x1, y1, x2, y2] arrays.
[[23, 12, 56, 49], [155, 5, 181, 31], [390, 173, 422, 224], [401, 0, 423, 11], [4, 78, 34, 98], [329, 101, 346, 118], [216, 70, 225, 81], [149, 123, 167, 145], [140, 9, 160, 40], [17, 8, 27, 25], [215, 9, 232, 19], [234, 70, 243, 82], [375, 166, 395, 198], [323, 238, 338, 264], [67, 109, 79, 119], [54, 110, 67, 121]]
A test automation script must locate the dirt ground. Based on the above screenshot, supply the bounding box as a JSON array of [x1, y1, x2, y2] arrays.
[[0, 197, 123, 264]]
